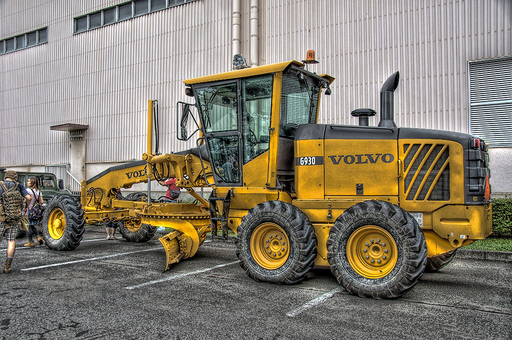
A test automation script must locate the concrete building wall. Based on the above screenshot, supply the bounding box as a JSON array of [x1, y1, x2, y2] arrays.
[[1, 0, 511, 194]]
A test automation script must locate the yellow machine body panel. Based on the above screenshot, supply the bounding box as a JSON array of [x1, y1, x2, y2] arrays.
[[294, 139, 325, 199], [323, 139, 398, 197], [293, 125, 400, 200]]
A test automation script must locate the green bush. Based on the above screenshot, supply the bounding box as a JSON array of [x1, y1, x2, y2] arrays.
[[492, 198, 512, 237]]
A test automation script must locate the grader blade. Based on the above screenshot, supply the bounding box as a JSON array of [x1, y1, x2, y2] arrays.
[[159, 230, 185, 272]]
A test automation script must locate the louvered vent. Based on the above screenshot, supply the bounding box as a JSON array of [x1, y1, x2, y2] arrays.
[[469, 56, 512, 147], [403, 143, 450, 201]]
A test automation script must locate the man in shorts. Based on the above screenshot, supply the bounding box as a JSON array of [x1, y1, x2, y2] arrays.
[[0, 170, 31, 274]]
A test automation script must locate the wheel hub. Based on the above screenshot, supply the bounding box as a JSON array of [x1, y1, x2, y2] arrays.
[[347, 225, 398, 279], [362, 238, 391, 266], [124, 219, 142, 232], [48, 209, 65, 240], [250, 222, 290, 270]]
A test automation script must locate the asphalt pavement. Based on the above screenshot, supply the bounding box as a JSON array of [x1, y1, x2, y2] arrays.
[[0, 226, 510, 340]]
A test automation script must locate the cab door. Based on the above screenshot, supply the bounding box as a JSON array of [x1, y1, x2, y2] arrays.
[[195, 81, 242, 186]]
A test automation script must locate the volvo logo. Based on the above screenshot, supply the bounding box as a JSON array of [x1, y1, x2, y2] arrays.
[[328, 153, 394, 165], [125, 166, 147, 179]]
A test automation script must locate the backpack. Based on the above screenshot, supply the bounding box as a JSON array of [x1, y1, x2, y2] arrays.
[[0, 181, 24, 223], [169, 189, 180, 199], [28, 189, 44, 220]]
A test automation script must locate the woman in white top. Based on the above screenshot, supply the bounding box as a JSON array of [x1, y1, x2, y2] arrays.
[[24, 177, 44, 247]]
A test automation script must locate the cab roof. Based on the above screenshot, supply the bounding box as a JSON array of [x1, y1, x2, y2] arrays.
[[184, 60, 334, 85]]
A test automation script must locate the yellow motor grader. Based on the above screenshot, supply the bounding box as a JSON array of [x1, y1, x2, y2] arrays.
[[42, 55, 492, 299]]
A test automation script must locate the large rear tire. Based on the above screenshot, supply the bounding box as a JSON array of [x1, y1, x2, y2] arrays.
[[235, 201, 316, 284], [327, 200, 427, 299], [42, 195, 85, 250], [425, 249, 457, 272], [118, 219, 156, 242]]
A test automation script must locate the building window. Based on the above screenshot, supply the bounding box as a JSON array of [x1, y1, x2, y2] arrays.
[[16, 36, 25, 49], [39, 28, 48, 43], [75, 16, 88, 33], [5, 38, 15, 52], [27, 31, 37, 46], [104, 8, 117, 25], [151, 0, 167, 11], [134, 0, 149, 16], [0, 27, 48, 55], [469, 56, 512, 148], [119, 3, 133, 21], [73, 0, 198, 34], [90, 12, 102, 29]]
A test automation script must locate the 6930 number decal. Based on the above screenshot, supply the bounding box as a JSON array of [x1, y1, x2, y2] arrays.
[[295, 156, 324, 166]]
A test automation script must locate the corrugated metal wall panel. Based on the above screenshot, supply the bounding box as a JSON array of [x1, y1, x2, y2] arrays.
[[263, 0, 511, 133], [1, 0, 232, 167]]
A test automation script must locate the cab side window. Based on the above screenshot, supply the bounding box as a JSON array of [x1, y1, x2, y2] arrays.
[[242, 75, 273, 164]]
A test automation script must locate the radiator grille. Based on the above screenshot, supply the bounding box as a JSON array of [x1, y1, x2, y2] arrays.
[[403, 143, 450, 201]]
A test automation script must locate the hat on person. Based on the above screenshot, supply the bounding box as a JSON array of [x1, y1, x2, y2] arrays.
[[4, 170, 18, 181]]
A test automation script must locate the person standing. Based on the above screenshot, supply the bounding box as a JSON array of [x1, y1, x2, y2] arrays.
[[105, 188, 121, 240], [105, 220, 118, 240], [158, 177, 180, 203], [0, 170, 31, 274], [24, 177, 44, 247]]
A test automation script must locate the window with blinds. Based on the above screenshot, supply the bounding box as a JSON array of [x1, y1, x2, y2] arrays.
[[469, 56, 512, 148], [74, 0, 198, 34]]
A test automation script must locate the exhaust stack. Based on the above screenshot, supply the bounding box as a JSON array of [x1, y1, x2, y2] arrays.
[[378, 72, 400, 128]]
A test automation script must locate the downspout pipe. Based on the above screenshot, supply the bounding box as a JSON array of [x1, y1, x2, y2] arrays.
[[232, 0, 241, 60], [250, 0, 259, 67]]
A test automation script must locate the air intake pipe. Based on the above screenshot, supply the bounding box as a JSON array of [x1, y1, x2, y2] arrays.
[[378, 71, 400, 128]]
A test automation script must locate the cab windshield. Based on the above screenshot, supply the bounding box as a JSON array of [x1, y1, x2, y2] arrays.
[[195, 75, 273, 184], [279, 68, 321, 138]]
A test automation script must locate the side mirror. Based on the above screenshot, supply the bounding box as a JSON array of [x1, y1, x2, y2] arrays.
[[177, 101, 200, 141], [58, 179, 64, 190]]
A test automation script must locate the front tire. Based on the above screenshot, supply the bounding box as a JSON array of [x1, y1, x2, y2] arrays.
[[42, 195, 85, 250], [327, 200, 427, 299], [118, 219, 156, 242], [235, 201, 316, 284]]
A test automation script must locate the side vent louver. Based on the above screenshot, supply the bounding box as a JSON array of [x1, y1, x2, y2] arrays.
[[403, 143, 450, 201]]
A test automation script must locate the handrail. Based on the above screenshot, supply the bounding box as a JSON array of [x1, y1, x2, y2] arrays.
[[65, 170, 81, 194]]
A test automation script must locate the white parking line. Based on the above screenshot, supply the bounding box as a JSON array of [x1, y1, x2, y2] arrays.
[[21, 247, 161, 271], [0, 238, 118, 252], [286, 286, 344, 317], [82, 238, 109, 243], [125, 260, 239, 290]]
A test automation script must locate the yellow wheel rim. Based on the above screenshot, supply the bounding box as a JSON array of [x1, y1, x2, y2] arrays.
[[48, 208, 66, 240], [347, 225, 398, 279], [124, 219, 142, 232], [250, 222, 290, 270]]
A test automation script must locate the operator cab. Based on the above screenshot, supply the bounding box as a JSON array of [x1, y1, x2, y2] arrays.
[[181, 60, 333, 188]]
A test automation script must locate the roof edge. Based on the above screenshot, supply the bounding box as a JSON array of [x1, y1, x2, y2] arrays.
[[184, 60, 304, 85]]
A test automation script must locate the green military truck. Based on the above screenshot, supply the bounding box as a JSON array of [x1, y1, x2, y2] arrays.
[[0, 169, 66, 203], [1, 168, 73, 239]]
